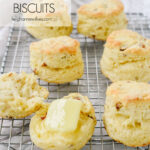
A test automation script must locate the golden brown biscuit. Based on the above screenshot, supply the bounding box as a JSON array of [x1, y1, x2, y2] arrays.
[[30, 36, 84, 84], [0, 72, 49, 118], [30, 93, 96, 150], [77, 0, 127, 40], [100, 29, 150, 82], [103, 81, 150, 147], [24, 0, 72, 39]]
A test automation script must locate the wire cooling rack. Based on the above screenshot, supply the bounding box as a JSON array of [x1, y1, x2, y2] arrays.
[[0, 13, 150, 150]]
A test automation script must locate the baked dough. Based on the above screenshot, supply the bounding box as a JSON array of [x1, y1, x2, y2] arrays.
[[30, 93, 96, 150], [24, 0, 72, 39], [30, 36, 84, 83], [0, 72, 49, 118], [100, 29, 150, 82], [103, 81, 150, 147], [77, 0, 127, 40]]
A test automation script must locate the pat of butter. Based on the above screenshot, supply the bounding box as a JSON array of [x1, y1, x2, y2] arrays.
[[45, 99, 82, 132]]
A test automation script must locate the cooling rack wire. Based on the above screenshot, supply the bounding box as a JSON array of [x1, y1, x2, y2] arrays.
[[0, 13, 150, 150]]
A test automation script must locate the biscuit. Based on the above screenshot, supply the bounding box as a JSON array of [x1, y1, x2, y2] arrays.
[[103, 81, 150, 147], [100, 29, 150, 82], [30, 36, 84, 83], [30, 93, 96, 150], [24, 0, 72, 39], [0, 72, 49, 119], [77, 0, 127, 40]]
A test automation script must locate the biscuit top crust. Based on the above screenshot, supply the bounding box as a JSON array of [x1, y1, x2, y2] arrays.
[[78, 0, 124, 18], [107, 81, 150, 105], [30, 36, 80, 55], [105, 29, 150, 56]]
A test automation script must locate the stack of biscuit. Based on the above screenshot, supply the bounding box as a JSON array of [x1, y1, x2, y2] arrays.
[[101, 29, 150, 147], [0, 71, 96, 149]]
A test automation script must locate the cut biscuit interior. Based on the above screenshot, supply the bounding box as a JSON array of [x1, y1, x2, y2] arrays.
[[0, 72, 48, 101]]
